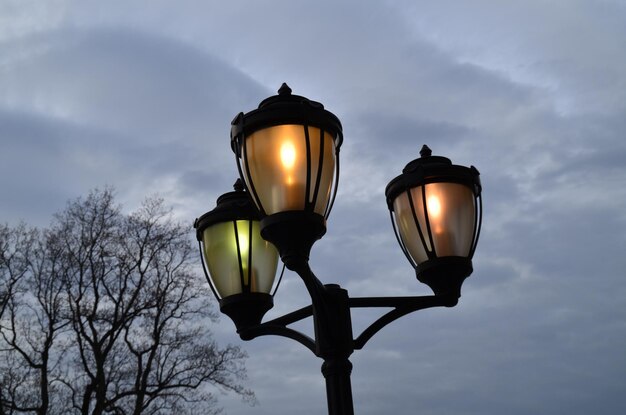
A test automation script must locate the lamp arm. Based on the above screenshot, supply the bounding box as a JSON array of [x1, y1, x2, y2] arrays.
[[350, 295, 456, 350], [290, 261, 328, 308], [291, 262, 355, 360], [234, 260, 457, 356], [239, 324, 316, 354], [236, 304, 315, 353], [264, 304, 313, 326], [232, 260, 348, 358]]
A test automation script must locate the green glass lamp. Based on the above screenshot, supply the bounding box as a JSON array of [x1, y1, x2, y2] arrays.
[[194, 180, 282, 331]]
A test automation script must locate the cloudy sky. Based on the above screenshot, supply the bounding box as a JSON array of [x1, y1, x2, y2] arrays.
[[1, 0, 626, 414]]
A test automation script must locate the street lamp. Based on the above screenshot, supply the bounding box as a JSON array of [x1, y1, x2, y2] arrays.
[[386, 144, 482, 301], [194, 84, 482, 415], [194, 179, 284, 331], [230, 82, 343, 269]]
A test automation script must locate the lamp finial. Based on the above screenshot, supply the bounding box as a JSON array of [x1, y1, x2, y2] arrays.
[[278, 83, 292, 95], [233, 178, 245, 192]]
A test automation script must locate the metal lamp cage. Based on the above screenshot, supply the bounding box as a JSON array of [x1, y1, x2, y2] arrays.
[[194, 180, 285, 302], [230, 83, 343, 220], [385, 145, 482, 289]]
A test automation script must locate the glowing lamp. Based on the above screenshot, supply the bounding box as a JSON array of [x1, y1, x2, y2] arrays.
[[194, 180, 282, 331], [230, 83, 343, 268], [385, 145, 482, 298]]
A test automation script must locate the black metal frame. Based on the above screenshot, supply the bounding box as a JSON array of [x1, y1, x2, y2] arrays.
[[229, 84, 345, 271], [195, 182, 465, 414], [385, 145, 482, 297], [194, 180, 286, 329], [227, 260, 460, 415], [230, 84, 342, 217], [196, 87, 482, 415]]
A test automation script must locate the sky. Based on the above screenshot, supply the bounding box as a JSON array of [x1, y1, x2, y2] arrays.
[[1, 0, 626, 414]]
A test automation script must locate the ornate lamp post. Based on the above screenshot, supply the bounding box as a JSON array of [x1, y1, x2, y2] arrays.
[[194, 84, 482, 415]]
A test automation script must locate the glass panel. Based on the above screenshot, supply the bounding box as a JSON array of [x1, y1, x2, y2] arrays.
[[309, 127, 336, 215], [421, 182, 476, 257], [248, 220, 280, 293], [203, 220, 279, 298], [393, 182, 476, 265], [243, 125, 336, 216], [203, 221, 242, 298], [393, 191, 429, 265]]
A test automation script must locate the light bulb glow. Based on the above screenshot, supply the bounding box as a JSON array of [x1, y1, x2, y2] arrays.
[[280, 141, 296, 169], [427, 195, 442, 218], [237, 231, 249, 256]]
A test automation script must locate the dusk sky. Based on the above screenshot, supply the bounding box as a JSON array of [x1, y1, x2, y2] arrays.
[[1, 1, 625, 414]]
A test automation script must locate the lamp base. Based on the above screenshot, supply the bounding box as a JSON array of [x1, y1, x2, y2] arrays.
[[219, 292, 274, 332], [260, 211, 326, 270], [416, 256, 473, 302]]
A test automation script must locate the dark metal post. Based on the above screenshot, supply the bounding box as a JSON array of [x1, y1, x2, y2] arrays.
[[322, 357, 354, 415], [312, 284, 355, 415]]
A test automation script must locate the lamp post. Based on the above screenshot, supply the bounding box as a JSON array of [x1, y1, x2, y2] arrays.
[[194, 84, 482, 415]]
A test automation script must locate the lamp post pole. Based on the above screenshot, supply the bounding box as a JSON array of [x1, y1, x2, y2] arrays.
[[194, 84, 482, 415]]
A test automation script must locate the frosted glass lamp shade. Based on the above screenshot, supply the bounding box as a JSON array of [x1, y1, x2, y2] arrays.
[[385, 145, 482, 297], [242, 124, 337, 216], [201, 220, 278, 298], [231, 83, 343, 220], [194, 181, 281, 330], [392, 182, 477, 263]]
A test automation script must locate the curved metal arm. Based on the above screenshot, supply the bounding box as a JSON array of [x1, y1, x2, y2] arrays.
[[235, 260, 458, 357], [350, 295, 456, 350], [264, 305, 313, 327], [237, 304, 316, 354], [231, 259, 350, 358], [239, 324, 316, 354]]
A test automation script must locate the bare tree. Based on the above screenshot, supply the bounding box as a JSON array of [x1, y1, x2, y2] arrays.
[[0, 189, 252, 415], [0, 224, 68, 415], [0, 224, 35, 325]]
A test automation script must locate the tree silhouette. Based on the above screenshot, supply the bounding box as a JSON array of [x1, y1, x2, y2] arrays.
[[0, 189, 252, 415]]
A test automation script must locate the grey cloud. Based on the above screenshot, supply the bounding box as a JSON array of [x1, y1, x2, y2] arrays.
[[1, 27, 265, 143], [1, 1, 625, 414], [1, 25, 267, 223]]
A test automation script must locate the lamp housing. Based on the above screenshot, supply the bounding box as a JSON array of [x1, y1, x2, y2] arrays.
[[194, 180, 282, 331], [385, 145, 482, 298], [230, 83, 343, 268]]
